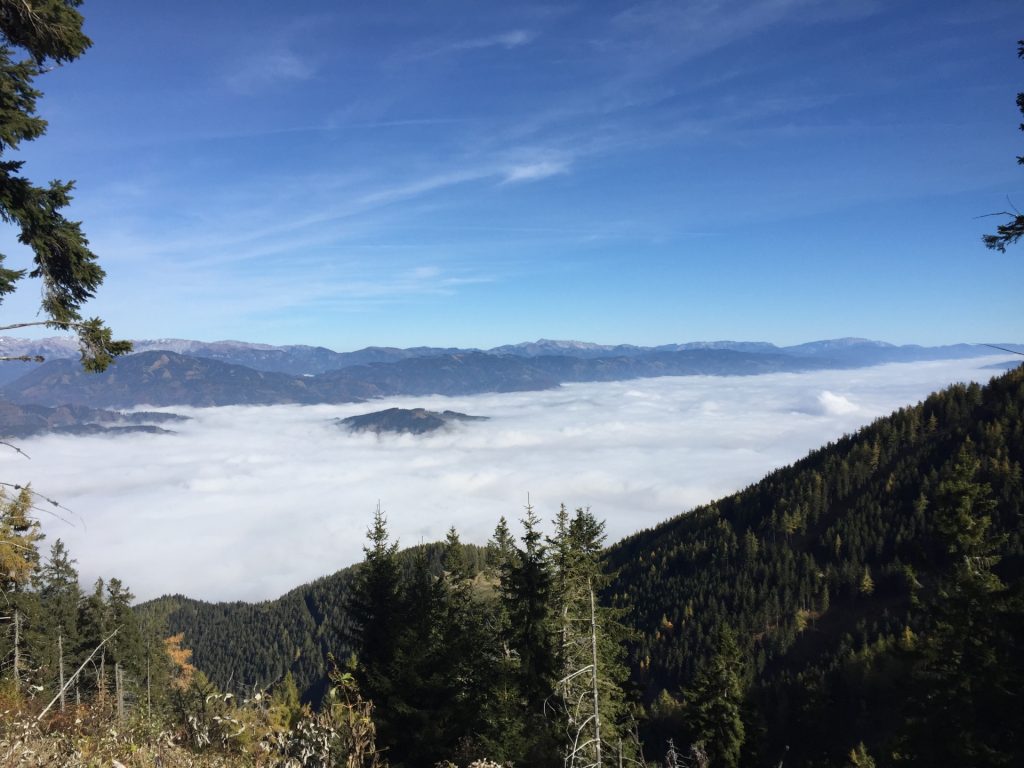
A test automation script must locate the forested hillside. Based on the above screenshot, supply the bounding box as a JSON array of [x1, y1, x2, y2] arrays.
[[139, 542, 492, 702], [608, 364, 1024, 765]]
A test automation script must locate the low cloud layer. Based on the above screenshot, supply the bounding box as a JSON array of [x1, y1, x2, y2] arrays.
[[1, 357, 1011, 603]]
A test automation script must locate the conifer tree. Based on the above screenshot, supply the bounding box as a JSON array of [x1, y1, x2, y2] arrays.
[[345, 507, 402, 750], [983, 40, 1024, 253], [105, 577, 145, 679], [487, 515, 516, 582], [502, 502, 555, 707], [901, 447, 1023, 766], [478, 517, 532, 762], [270, 671, 304, 731], [0, 0, 128, 369], [34, 539, 80, 642], [75, 578, 109, 696], [32, 538, 82, 700], [0, 486, 41, 596], [0, 486, 42, 692], [552, 508, 634, 765], [492, 504, 560, 764], [436, 526, 497, 756], [685, 626, 746, 768], [387, 547, 448, 766]]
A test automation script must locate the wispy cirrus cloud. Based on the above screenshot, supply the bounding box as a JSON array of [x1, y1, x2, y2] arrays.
[[400, 28, 538, 63], [224, 49, 318, 93], [450, 29, 536, 51], [502, 158, 571, 184]]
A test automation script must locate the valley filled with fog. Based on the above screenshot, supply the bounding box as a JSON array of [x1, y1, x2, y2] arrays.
[[1, 356, 1012, 602]]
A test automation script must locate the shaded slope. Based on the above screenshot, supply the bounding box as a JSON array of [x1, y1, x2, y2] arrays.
[[137, 543, 492, 703], [0, 400, 187, 437]]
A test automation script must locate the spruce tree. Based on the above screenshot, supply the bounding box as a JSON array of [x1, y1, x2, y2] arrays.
[[345, 508, 402, 751], [75, 578, 109, 696], [436, 526, 497, 757], [494, 504, 559, 764], [0, 0, 128, 368], [105, 577, 145, 680], [686, 626, 746, 768], [503, 503, 555, 706], [32, 539, 82, 701], [479, 517, 532, 762], [387, 547, 447, 766], [901, 447, 1023, 766]]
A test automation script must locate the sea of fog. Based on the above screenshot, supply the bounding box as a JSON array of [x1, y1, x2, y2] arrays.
[[0, 356, 1014, 602]]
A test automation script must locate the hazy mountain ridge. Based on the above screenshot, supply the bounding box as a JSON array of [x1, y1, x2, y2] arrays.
[[0, 335, 1010, 375], [0, 348, 835, 409], [0, 400, 187, 437], [0, 336, 480, 376], [0, 337, 1016, 410]]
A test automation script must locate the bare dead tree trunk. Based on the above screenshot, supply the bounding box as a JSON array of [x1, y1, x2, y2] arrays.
[[12, 609, 20, 687], [115, 663, 124, 721], [590, 582, 602, 768], [58, 634, 66, 712], [559, 580, 605, 768], [38, 627, 120, 721]]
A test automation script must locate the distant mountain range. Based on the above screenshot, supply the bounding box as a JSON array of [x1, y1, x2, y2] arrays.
[[0, 336, 1017, 411]]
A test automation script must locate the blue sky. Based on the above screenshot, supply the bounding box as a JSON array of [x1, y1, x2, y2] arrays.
[[2, 0, 1022, 350]]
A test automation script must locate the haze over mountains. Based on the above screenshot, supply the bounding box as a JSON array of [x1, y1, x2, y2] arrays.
[[0, 335, 1012, 410]]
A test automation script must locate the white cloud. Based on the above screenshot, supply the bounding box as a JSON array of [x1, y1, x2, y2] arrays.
[[2, 357, 1006, 603], [816, 390, 859, 416], [225, 50, 317, 93], [502, 159, 570, 184], [452, 29, 536, 51]]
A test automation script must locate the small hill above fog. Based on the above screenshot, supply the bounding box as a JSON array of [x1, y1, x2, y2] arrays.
[[337, 407, 488, 435]]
